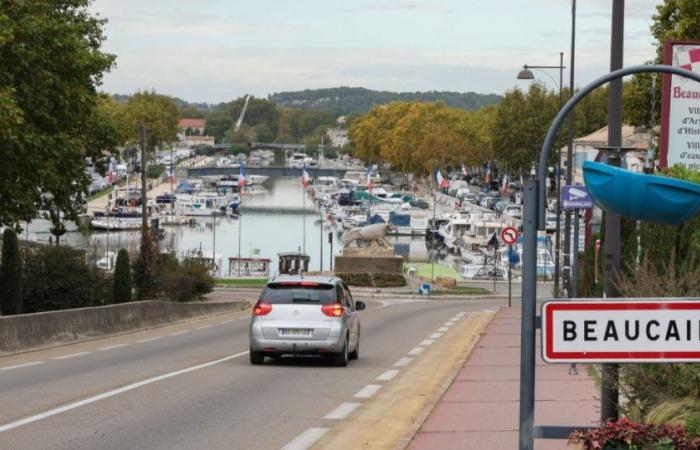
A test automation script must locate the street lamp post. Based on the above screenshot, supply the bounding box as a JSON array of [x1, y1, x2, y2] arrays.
[[517, 54, 565, 294]]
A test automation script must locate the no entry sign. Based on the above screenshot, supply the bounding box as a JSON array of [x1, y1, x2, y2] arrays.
[[501, 226, 518, 245], [542, 300, 700, 363]]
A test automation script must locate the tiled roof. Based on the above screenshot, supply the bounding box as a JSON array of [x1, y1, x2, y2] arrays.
[[178, 118, 206, 129]]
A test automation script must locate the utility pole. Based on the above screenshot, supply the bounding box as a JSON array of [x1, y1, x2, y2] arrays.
[[601, 0, 624, 422], [564, 0, 577, 297], [140, 125, 148, 231]]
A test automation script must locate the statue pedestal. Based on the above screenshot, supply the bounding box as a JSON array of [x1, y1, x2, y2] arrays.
[[334, 254, 404, 274]]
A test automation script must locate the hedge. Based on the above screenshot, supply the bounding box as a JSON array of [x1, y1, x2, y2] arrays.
[[337, 272, 406, 288]]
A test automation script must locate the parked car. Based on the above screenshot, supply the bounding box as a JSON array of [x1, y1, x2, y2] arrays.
[[249, 276, 365, 366]]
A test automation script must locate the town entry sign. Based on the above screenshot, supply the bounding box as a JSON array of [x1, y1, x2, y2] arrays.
[[542, 299, 700, 363]]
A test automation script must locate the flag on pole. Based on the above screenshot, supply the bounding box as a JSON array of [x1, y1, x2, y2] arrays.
[[461, 163, 467, 177], [301, 163, 311, 188], [502, 173, 509, 192], [435, 169, 449, 189], [238, 163, 247, 188], [484, 163, 491, 184], [366, 169, 373, 191]]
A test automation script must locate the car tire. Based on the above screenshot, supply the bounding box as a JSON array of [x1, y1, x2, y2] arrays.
[[349, 333, 359, 360], [332, 338, 349, 367], [250, 350, 264, 365]]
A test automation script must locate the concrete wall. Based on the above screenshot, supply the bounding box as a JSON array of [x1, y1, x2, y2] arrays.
[[0, 300, 249, 354]]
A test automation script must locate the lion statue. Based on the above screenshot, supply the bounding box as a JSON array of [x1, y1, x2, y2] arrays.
[[342, 223, 397, 254]]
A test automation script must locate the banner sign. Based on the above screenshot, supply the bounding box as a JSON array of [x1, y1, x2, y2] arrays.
[[561, 185, 593, 210], [542, 300, 700, 363], [660, 40, 700, 169]]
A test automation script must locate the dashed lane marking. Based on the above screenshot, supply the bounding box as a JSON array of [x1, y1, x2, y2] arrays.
[[354, 384, 382, 399], [168, 330, 191, 337], [53, 352, 91, 360], [281, 428, 329, 450], [438, 327, 449, 332], [135, 336, 163, 343], [195, 325, 213, 330], [98, 344, 129, 351], [408, 347, 425, 356], [0, 361, 45, 371], [419, 339, 435, 346], [394, 357, 413, 367], [429, 332, 443, 339], [376, 369, 400, 381], [324, 402, 361, 420]]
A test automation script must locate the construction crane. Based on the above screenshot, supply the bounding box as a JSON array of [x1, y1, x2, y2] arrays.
[[235, 95, 251, 132]]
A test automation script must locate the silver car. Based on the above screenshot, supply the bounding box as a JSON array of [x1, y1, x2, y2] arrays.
[[249, 275, 365, 367]]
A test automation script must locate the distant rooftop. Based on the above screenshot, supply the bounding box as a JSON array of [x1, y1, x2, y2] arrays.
[[178, 118, 206, 129]]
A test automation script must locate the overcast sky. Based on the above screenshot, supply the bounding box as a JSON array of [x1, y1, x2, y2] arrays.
[[90, 0, 661, 103]]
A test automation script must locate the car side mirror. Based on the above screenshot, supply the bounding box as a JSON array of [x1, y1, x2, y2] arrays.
[[355, 301, 366, 311]]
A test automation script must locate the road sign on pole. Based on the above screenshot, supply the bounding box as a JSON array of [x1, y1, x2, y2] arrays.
[[501, 226, 519, 245], [561, 185, 594, 210], [542, 299, 700, 363]]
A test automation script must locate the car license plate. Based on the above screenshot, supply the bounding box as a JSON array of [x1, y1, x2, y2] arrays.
[[279, 328, 312, 337]]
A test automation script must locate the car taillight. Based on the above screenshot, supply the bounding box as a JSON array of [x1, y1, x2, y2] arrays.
[[253, 301, 272, 316], [321, 302, 344, 317]]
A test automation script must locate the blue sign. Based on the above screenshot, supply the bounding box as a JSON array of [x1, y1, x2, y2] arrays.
[[561, 185, 594, 210]]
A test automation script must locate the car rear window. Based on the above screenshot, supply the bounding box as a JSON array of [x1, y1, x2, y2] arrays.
[[261, 282, 337, 304]]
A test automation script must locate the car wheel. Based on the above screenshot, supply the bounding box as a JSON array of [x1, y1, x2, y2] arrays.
[[332, 338, 349, 367], [250, 350, 264, 365], [349, 333, 359, 360]]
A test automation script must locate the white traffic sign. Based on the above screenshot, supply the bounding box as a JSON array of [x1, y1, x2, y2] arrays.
[[501, 226, 518, 245], [542, 299, 700, 363]]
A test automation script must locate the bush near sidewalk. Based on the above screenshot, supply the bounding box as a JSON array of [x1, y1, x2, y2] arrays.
[[569, 418, 700, 450], [158, 254, 214, 302], [0, 228, 23, 315], [113, 249, 132, 303], [337, 272, 406, 287]]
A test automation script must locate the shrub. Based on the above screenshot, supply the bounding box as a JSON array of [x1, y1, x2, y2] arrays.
[[158, 256, 214, 302], [337, 272, 406, 288], [22, 245, 112, 313], [569, 418, 700, 450], [113, 249, 132, 303], [0, 228, 23, 315]]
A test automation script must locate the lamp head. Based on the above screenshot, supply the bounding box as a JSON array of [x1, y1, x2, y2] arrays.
[[517, 68, 535, 80]]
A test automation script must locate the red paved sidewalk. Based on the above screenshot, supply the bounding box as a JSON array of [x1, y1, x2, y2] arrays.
[[409, 307, 599, 450]]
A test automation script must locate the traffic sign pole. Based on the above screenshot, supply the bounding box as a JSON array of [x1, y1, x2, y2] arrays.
[[508, 245, 512, 308]]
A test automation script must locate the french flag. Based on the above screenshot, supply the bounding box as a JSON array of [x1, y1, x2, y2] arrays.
[[366, 169, 373, 191], [461, 163, 467, 177], [435, 169, 449, 189], [484, 163, 491, 184], [238, 163, 247, 188], [301, 164, 311, 188]]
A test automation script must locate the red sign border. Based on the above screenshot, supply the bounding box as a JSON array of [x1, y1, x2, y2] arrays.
[[659, 39, 700, 169], [542, 300, 700, 363], [501, 226, 518, 245]]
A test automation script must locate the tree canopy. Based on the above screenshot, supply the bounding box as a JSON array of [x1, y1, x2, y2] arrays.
[[0, 0, 116, 227]]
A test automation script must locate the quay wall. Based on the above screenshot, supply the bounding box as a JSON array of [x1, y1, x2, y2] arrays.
[[0, 300, 249, 354]]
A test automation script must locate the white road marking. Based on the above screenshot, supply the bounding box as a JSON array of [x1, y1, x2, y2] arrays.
[[168, 330, 191, 337], [408, 347, 425, 355], [354, 384, 382, 399], [219, 319, 235, 325], [394, 357, 413, 367], [376, 369, 400, 381], [445, 321, 456, 326], [0, 351, 249, 434], [53, 352, 91, 360], [324, 402, 361, 420], [419, 339, 435, 346], [438, 326, 449, 332], [135, 336, 162, 343], [281, 428, 329, 450], [195, 324, 213, 330], [429, 332, 443, 339], [98, 344, 129, 351], [0, 361, 45, 371]]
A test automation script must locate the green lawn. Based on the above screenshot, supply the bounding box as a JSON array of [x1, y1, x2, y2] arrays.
[[406, 263, 461, 280], [87, 186, 113, 202], [215, 278, 268, 286]]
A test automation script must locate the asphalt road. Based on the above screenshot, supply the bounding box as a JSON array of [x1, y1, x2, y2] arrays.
[[0, 297, 503, 450]]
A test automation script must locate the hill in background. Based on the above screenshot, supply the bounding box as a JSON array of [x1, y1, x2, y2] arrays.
[[268, 86, 502, 114]]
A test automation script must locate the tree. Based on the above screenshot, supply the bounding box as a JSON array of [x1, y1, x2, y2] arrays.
[[0, 228, 22, 315], [0, 1, 116, 228], [132, 229, 160, 300], [651, 0, 700, 61], [113, 249, 132, 303]]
